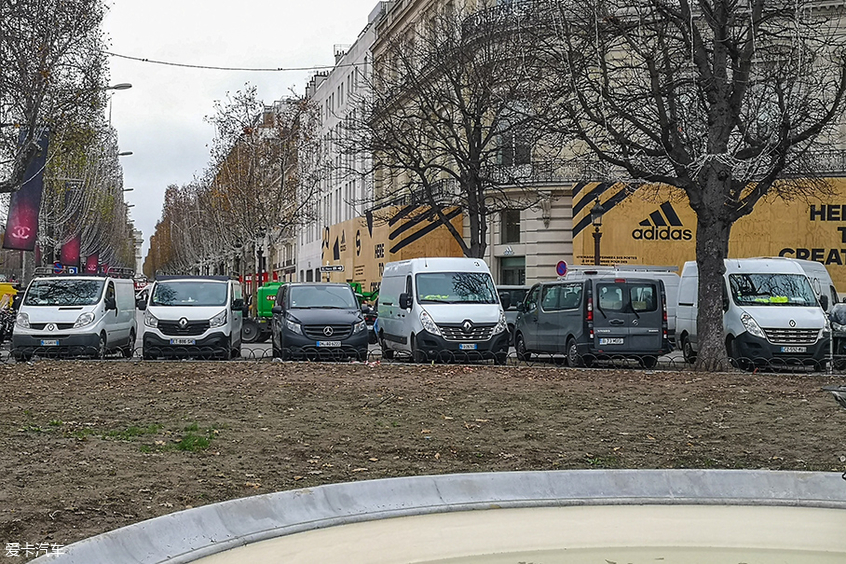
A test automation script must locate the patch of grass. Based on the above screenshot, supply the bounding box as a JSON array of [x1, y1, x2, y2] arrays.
[[585, 455, 621, 468], [68, 428, 95, 440], [170, 432, 212, 452], [48, 419, 63, 427]]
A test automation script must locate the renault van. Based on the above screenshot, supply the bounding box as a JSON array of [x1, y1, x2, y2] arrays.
[[675, 258, 829, 367], [377, 257, 510, 363], [514, 275, 670, 367], [138, 275, 244, 360], [12, 274, 137, 360]]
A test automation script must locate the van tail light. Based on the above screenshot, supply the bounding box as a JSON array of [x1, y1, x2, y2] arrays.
[[661, 285, 669, 341], [587, 297, 593, 322]]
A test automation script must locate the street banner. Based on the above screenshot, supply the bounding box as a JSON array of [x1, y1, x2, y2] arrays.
[[84, 253, 99, 274], [60, 234, 81, 267], [3, 131, 49, 251]]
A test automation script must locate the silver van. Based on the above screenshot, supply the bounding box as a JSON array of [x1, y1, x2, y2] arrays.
[[514, 276, 671, 367], [12, 274, 137, 360], [138, 275, 244, 360]]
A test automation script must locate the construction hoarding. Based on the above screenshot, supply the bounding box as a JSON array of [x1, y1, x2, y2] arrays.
[[320, 205, 464, 292], [572, 179, 846, 290]]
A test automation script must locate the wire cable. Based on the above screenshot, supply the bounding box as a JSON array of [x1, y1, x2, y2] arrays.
[[105, 50, 361, 72]]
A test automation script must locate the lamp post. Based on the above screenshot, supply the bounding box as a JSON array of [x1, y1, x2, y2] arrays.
[[590, 197, 605, 266]]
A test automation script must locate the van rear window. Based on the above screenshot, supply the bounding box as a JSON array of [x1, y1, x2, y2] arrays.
[[597, 282, 658, 313]]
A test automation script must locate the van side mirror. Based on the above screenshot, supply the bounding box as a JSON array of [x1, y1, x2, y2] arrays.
[[515, 302, 525, 313], [820, 294, 829, 311], [105, 297, 117, 311], [232, 298, 244, 310], [11, 294, 21, 311], [499, 293, 511, 310], [399, 292, 412, 310], [135, 298, 146, 311], [272, 305, 283, 315]]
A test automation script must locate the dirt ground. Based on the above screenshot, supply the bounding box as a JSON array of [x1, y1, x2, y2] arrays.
[[2, 359, 846, 561]]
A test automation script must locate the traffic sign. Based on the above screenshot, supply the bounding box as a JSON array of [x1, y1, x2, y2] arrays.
[[556, 261, 568, 277], [53, 262, 63, 274], [319, 265, 345, 272]]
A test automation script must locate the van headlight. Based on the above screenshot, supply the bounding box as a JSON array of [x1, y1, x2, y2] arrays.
[[209, 310, 227, 328], [353, 319, 367, 334], [420, 309, 441, 336], [285, 317, 302, 335], [493, 310, 507, 335], [15, 312, 29, 329], [144, 311, 159, 328], [74, 312, 95, 328], [740, 312, 766, 339]]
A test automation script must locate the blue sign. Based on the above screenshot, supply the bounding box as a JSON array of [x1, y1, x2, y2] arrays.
[[53, 261, 63, 274], [556, 261, 568, 277]]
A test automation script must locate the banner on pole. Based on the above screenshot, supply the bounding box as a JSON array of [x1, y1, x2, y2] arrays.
[[3, 131, 49, 251]]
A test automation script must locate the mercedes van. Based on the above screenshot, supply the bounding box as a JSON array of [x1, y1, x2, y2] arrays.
[[12, 274, 137, 360], [138, 275, 244, 360], [377, 257, 510, 363], [514, 275, 670, 367], [675, 258, 830, 367]]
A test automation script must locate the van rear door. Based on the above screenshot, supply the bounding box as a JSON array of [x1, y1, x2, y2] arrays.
[[593, 280, 664, 353]]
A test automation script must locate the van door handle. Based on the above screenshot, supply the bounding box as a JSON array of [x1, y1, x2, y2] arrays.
[[609, 319, 625, 325]]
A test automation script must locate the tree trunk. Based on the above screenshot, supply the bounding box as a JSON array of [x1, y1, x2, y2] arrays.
[[693, 213, 732, 371]]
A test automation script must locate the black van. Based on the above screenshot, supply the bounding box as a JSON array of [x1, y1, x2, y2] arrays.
[[513, 276, 671, 367]]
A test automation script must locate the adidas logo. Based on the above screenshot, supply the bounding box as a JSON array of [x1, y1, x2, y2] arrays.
[[631, 202, 693, 241]]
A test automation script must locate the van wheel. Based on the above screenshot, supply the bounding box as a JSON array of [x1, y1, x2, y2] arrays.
[[241, 319, 260, 343], [380, 333, 394, 360], [515, 333, 531, 361], [681, 335, 696, 364], [411, 334, 427, 363], [95, 333, 107, 360], [728, 338, 753, 371], [567, 338, 583, 367], [639, 355, 658, 369], [122, 330, 136, 358]]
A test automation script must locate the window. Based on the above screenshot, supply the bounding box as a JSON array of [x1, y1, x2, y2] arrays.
[[501, 209, 521, 244], [500, 256, 525, 285], [499, 130, 531, 167], [524, 285, 540, 311]]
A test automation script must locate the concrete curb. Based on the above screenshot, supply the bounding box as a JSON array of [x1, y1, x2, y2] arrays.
[[32, 469, 846, 563]]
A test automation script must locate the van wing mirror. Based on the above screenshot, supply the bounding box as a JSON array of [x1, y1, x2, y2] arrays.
[[499, 293, 511, 310], [135, 298, 146, 311], [105, 297, 117, 311], [11, 294, 21, 311], [231, 298, 245, 310], [820, 294, 829, 312], [271, 305, 283, 315], [399, 292, 412, 310]]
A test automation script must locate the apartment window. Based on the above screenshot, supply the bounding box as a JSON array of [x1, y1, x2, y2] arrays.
[[501, 209, 521, 244], [501, 257, 525, 285], [499, 130, 531, 167]]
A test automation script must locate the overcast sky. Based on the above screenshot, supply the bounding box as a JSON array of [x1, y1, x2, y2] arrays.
[[103, 0, 382, 259]]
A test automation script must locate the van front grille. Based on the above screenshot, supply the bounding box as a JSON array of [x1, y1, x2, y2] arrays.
[[158, 321, 210, 336], [30, 323, 75, 330], [764, 327, 819, 345], [439, 324, 494, 342], [303, 324, 352, 340]]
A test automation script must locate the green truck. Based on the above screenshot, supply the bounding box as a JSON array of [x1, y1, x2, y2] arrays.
[[241, 281, 282, 343]]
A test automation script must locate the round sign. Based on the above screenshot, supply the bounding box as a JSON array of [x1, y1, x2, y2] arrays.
[[556, 261, 568, 277], [53, 261, 63, 274]]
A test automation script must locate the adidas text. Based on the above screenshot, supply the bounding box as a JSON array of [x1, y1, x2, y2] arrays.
[[631, 226, 692, 241]]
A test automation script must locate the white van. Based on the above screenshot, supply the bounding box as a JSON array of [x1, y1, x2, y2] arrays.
[[675, 257, 830, 366], [138, 275, 244, 360], [377, 257, 510, 363], [564, 265, 680, 342], [12, 275, 137, 360]]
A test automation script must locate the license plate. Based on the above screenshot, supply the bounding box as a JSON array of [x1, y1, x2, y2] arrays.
[[40, 339, 58, 346], [169, 338, 196, 345], [459, 343, 477, 350], [317, 340, 341, 347], [781, 346, 806, 353], [599, 338, 624, 345]]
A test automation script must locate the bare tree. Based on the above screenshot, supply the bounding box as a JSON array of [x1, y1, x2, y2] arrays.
[[347, 1, 559, 258], [541, 0, 846, 369], [0, 0, 108, 192]]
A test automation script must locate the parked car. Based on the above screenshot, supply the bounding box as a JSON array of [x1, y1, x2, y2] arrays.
[[138, 275, 244, 360], [12, 274, 137, 360], [675, 257, 830, 368], [377, 257, 510, 364], [514, 275, 671, 367], [270, 282, 369, 360]]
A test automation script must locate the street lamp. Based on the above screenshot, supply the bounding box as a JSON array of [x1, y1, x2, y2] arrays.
[[118, 151, 133, 157], [590, 197, 605, 266], [106, 83, 132, 91]]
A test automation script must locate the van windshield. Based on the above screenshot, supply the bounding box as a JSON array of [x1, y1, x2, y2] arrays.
[[24, 279, 105, 306], [729, 273, 817, 307], [150, 281, 228, 306], [416, 272, 498, 304]]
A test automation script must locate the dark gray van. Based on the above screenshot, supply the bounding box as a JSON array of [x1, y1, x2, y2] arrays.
[[513, 276, 671, 367]]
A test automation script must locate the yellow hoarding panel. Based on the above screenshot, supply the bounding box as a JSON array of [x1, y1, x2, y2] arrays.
[[321, 206, 463, 291], [571, 179, 846, 290]]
